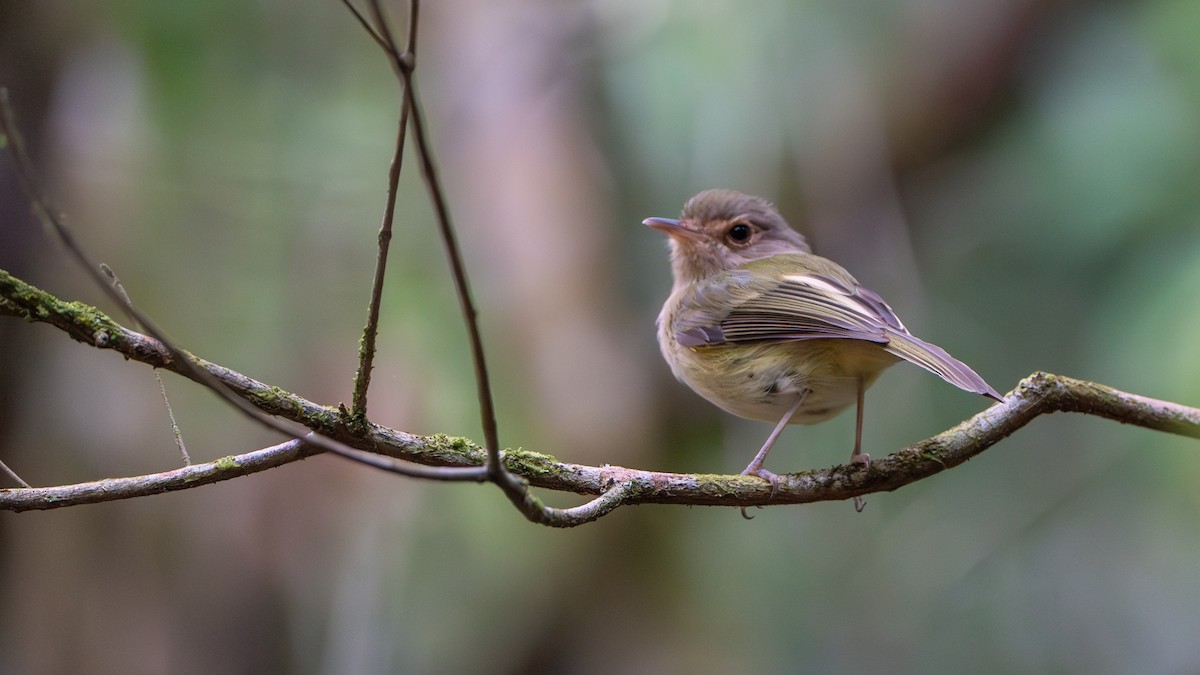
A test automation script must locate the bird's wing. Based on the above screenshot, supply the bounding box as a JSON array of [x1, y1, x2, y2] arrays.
[[673, 271, 896, 347], [674, 269, 1003, 400]]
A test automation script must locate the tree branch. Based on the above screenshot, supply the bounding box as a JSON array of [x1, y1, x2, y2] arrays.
[[3, 269, 1197, 524]]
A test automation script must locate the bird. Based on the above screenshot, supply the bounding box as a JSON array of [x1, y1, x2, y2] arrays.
[[645, 189, 1002, 508]]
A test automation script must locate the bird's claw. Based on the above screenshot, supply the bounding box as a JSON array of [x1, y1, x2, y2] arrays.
[[738, 467, 782, 520], [741, 467, 781, 498], [849, 453, 870, 511]]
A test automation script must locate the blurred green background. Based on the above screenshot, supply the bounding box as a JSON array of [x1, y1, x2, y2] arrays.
[[3, 0, 1200, 673]]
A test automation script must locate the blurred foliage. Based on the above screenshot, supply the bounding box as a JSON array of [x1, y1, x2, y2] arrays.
[[2, 0, 1199, 673]]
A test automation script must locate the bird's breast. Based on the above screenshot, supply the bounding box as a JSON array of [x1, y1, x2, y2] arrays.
[[660, 335, 899, 424]]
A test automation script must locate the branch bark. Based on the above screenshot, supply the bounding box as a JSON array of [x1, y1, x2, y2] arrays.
[[4, 267, 1197, 524]]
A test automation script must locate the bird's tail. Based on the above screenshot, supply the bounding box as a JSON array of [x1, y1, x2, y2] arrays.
[[884, 331, 1003, 401]]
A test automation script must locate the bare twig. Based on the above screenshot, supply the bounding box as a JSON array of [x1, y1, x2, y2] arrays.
[[156, 371, 190, 464], [102, 263, 191, 465], [338, 0, 387, 50], [348, 0, 417, 423], [0, 458, 31, 489], [315, 443, 488, 481], [387, 6, 503, 470]]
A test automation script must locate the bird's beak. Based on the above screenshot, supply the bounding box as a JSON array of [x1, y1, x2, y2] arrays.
[[643, 217, 701, 240]]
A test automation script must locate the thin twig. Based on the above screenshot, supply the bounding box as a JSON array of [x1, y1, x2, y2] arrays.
[[349, 0, 417, 422], [322, 443, 488, 481], [401, 47, 522, 499], [0, 458, 31, 489], [338, 0, 387, 50], [386, 9, 502, 469], [540, 483, 635, 528], [102, 263, 192, 465], [366, 0, 409, 77], [156, 373, 191, 464]]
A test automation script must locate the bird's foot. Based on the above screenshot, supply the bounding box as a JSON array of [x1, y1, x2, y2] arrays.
[[739, 466, 781, 520], [848, 453, 870, 512], [741, 466, 781, 497]]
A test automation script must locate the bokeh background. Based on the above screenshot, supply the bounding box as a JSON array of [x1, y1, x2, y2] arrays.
[[3, 0, 1200, 673]]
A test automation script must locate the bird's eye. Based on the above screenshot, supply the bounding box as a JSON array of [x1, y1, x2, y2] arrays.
[[726, 223, 753, 244]]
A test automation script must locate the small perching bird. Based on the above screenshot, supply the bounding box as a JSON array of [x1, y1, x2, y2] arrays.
[[646, 190, 1002, 507]]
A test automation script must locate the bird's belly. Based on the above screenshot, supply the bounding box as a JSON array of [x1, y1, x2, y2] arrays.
[[666, 339, 899, 424]]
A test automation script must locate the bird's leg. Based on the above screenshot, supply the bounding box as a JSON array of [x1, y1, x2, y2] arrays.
[[851, 375, 869, 468], [851, 375, 869, 512], [740, 388, 809, 497]]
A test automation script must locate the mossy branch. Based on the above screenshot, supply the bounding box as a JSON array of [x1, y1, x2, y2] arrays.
[[4, 267, 1197, 524]]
